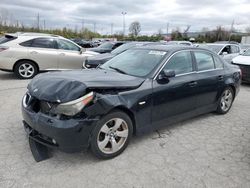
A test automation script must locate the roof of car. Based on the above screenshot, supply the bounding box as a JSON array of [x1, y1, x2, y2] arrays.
[[135, 44, 199, 52], [5, 32, 60, 38]]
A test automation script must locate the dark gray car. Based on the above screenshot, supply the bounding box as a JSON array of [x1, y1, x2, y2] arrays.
[[84, 42, 157, 68]]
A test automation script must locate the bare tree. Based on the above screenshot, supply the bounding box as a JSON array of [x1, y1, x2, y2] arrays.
[[129, 21, 141, 37]]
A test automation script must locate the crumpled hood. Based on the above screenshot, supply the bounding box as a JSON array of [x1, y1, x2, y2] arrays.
[[27, 69, 145, 103]]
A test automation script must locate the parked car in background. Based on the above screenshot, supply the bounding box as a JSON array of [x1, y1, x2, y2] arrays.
[[84, 42, 155, 68], [0, 32, 98, 79], [199, 43, 241, 63], [71, 39, 97, 48], [240, 44, 250, 53], [89, 41, 125, 54], [22, 45, 241, 160], [166, 41, 193, 46], [232, 48, 250, 82]]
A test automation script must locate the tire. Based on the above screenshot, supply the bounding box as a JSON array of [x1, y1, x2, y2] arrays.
[[14, 60, 38, 79], [216, 87, 234, 114], [90, 110, 133, 159]]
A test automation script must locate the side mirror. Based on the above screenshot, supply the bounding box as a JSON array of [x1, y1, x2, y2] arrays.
[[221, 52, 228, 56], [158, 70, 175, 81], [80, 48, 86, 54]]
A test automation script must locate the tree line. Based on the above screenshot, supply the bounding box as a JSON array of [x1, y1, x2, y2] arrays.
[[0, 20, 248, 43]]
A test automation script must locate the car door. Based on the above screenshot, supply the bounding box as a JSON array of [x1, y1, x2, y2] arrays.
[[152, 50, 198, 128], [27, 37, 58, 70], [193, 50, 224, 109], [56, 39, 86, 69]]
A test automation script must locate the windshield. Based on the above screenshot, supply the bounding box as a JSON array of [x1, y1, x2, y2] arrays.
[[101, 49, 167, 77], [241, 45, 250, 50], [243, 49, 250, 56], [0, 35, 16, 44], [111, 43, 138, 55], [98, 42, 113, 49], [199, 44, 222, 53]]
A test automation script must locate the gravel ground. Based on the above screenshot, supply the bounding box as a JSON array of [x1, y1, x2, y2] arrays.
[[0, 71, 250, 188]]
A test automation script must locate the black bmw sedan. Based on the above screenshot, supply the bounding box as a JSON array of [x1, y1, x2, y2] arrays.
[[22, 45, 241, 161]]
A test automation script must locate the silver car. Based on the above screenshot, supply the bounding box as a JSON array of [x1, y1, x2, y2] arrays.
[[199, 43, 241, 63], [0, 32, 98, 79]]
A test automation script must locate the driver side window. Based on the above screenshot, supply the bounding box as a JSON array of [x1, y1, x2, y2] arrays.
[[163, 51, 193, 75], [221, 45, 231, 54]]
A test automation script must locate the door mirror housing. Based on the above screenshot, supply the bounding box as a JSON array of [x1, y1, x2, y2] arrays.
[[221, 52, 228, 56], [158, 70, 175, 80], [80, 48, 86, 54]]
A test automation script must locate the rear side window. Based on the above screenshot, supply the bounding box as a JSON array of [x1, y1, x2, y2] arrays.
[[19, 40, 33, 47], [0, 35, 16, 44], [164, 51, 193, 75], [30, 38, 55, 49], [194, 51, 215, 71], [113, 43, 123, 49]]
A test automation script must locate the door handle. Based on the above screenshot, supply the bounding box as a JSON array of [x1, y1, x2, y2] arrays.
[[30, 51, 38, 55], [188, 81, 197, 87], [59, 53, 65, 56], [218, 75, 224, 81]]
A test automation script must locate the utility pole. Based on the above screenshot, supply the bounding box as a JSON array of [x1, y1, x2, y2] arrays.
[[37, 13, 40, 30], [81, 19, 84, 31], [166, 22, 169, 35], [93, 22, 96, 33], [43, 20, 46, 30], [229, 20, 235, 41], [111, 23, 113, 35], [122, 12, 127, 36]]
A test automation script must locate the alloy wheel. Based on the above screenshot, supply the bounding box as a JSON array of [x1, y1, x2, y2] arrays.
[[220, 89, 233, 112], [97, 118, 129, 154], [18, 63, 35, 78]]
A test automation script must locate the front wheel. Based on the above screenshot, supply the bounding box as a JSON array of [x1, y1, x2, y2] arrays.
[[90, 110, 133, 159], [216, 87, 234, 114]]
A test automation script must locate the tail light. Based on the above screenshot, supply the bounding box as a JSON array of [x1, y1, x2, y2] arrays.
[[0, 47, 9, 52]]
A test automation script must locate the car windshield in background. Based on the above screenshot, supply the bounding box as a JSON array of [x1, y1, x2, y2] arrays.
[[0, 35, 16, 44], [240, 45, 250, 51], [101, 49, 167, 77], [243, 49, 250, 56], [111, 43, 137, 55], [98, 42, 113, 49], [199, 44, 222, 53]]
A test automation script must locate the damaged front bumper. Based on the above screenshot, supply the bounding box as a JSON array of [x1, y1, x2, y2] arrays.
[[22, 104, 99, 153]]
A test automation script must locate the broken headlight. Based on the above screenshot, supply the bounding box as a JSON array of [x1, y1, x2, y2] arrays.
[[53, 92, 94, 116]]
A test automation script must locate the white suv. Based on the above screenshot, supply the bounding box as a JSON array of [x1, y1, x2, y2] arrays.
[[0, 32, 98, 79], [199, 43, 241, 63]]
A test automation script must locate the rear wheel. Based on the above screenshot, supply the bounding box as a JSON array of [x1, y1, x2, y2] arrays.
[[14, 60, 38, 79], [216, 87, 234, 114], [90, 110, 133, 159]]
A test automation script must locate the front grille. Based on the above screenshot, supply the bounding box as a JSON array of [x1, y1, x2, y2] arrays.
[[40, 101, 53, 114]]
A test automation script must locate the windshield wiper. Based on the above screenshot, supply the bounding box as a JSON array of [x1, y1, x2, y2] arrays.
[[109, 66, 127, 75]]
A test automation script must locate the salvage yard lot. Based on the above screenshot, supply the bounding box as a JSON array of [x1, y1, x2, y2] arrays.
[[0, 70, 250, 188]]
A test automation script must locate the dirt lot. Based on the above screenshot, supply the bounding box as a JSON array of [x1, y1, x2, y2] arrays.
[[0, 70, 250, 188]]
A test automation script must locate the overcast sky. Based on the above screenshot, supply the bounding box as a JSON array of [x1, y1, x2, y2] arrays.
[[1, 0, 250, 35]]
